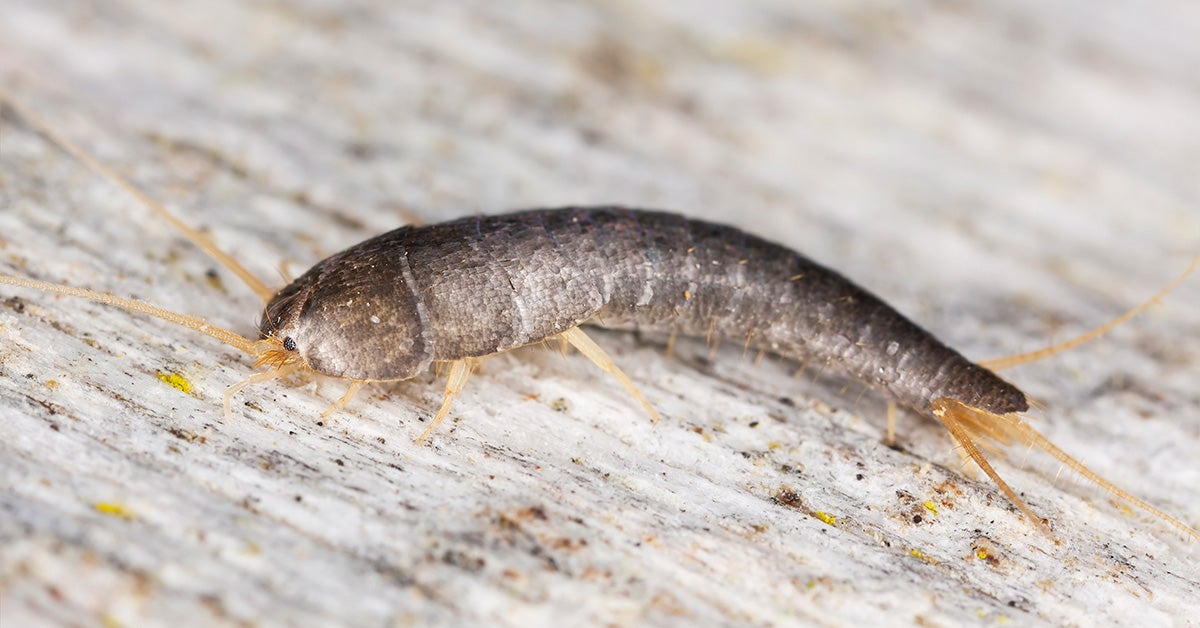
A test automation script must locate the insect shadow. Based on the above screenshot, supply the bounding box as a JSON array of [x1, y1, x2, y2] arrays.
[[1, 96, 1197, 543]]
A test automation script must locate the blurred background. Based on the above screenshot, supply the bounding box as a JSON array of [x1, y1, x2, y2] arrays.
[[2, 1, 1199, 625]]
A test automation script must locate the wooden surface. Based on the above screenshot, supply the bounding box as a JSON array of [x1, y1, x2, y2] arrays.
[[2, 1, 1199, 626]]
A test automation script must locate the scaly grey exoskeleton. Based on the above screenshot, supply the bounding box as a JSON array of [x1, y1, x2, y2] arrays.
[[2, 96, 1197, 543]]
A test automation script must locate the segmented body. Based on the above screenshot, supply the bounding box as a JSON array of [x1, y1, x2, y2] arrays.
[[262, 207, 1026, 417], [5, 98, 1195, 541]]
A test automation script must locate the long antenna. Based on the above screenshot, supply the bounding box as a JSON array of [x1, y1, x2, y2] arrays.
[[0, 274, 260, 355], [0, 95, 277, 303], [980, 256, 1199, 371]]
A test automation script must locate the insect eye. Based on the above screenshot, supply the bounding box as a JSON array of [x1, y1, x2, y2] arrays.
[[283, 336, 297, 351]]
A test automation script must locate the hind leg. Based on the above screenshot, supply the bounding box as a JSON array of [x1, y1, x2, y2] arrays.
[[559, 327, 659, 423], [415, 359, 476, 444]]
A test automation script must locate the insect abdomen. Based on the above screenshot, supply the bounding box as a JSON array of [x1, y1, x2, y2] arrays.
[[401, 207, 1026, 415]]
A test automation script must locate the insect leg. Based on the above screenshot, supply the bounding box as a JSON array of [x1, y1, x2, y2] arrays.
[[415, 359, 475, 444], [224, 364, 298, 420], [320, 379, 367, 421], [559, 327, 659, 423], [664, 330, 678, 358], [886, 402, 897, 447]]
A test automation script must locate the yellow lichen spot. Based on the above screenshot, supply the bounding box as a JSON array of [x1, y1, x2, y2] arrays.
[[976, 549, 989, 560], [156, 370, 193, 394], [815, 511, 837, 526], [683, 289, 693, 300], [101, 615, 122, 628], [713, 38, 792, 73], [975, 609, 1010, 623], [909, 549, 937, 565], [923, 501, 938, 516], [94, 502, 133, 520], [45, 379, 59, 390], [767, 441, 783, 450]]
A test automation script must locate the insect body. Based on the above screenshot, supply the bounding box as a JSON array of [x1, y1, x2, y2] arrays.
[[265, 208, 1026, 415], [2, 97, 1197, 542]]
